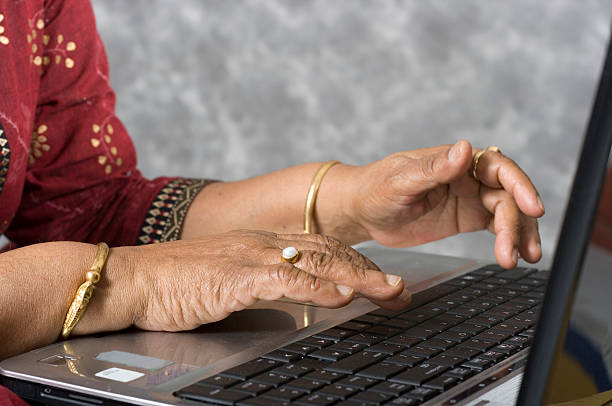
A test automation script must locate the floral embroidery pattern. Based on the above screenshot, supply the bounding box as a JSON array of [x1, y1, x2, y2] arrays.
[[90, 122, 122, 175], [0, 123, 10, 197], [28, 16, 76, 71], [137, 179, 213, 244], [0, 13, 9, 45], [28, 124, 51, 164]]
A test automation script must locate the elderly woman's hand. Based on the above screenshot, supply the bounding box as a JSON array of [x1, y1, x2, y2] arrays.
[[120, 230, 407, 332], [346, 140, 544, 269]]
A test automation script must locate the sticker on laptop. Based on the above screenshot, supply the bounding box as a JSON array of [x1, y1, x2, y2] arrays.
[[95, 367, 144, 383]]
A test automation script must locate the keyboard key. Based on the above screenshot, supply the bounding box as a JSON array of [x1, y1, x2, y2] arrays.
[[271, 363, 313, 378], [365, 325, 402, 338], [428, 354, 467, 368], [263, 387, 306, 401], [175, 385, 250, 405], [336, 375, 379, 390], [444, 367, 476, 380], [221, 358, 280, 380], [423, 375, 459, 391], [199, 375, 241, 388], [251, 372, 292, 387], [349, 389, 393, 405], [328, 342, 368, 354], [284, 378, 325, 393], [368, 308, 404, 318], [444, 346, 481, 360], [356, 362, 406, 380], [385, 352, 426, 367], [470, 267, 503, 277], [370, 381, 413, 396], [479, 350, 507, 363], [282, 343, 317, 355], [338, 321, 370, 331], [469, 282, 498, 291], [451, 322, 487, 334], [458, 338, 495, 352], [402, 327, 437, 340], [345, 333, 384, 346], [404, 386, 440, 401], [314, 328, 355, 341], [475, 330, 511, 344], [324, 351, 386, 374], [367, 342, 405, 355], [294, 393, 339, 406], [390, 363, 449, 386], [354, 315, 386, 324], [298, 337, 335, 349], [384, 335, 421, 348], [491, 323, 525, 335], [304, 370, 346, 384], [309, 349, 349, 362], [468, 315, 505, 328], [295, 358, 328, 370], [520, 328, 537, 338], [505, 336, 531, 348], [448, 306, 483, 318], [435, 313, 467, 326], [461, 357, 493, 371], [436, 330, 472, 343], [493, 343, 520, 355], [380, 318, 416, 330], [398, 310, 435, 323], [401, 346, 441, 359], [465, 299, 496, 311], [420, 338, 456, 351], [317, 383, 359, 400], [262, 350, 302, 363], [232, 381, 272, 396]]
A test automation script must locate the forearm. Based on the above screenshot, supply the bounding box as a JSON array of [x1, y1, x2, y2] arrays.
[[181, 163, 370, 244], [0, 242, 138, 360]]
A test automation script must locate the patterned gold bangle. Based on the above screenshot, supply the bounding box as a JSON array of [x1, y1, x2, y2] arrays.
[[303, 160, 340, 234], [61, 242, 110, 339]]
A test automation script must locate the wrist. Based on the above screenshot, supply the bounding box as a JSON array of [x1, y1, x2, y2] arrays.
[[72, 245, 143, 336], [316, 163, 371, 244]]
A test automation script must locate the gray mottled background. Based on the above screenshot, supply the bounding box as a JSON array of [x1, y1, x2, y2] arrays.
[[91, 0, 612, 267]]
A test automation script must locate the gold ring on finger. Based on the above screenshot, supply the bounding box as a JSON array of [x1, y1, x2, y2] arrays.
[[471, 145, 502, 182], [281, 246, 300, 264]]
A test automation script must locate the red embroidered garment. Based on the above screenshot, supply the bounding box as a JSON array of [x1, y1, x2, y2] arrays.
[[0, 0, 210, 247]]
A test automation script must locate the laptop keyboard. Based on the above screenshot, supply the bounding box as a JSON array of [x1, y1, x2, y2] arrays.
[[174, 265, 547, 406]]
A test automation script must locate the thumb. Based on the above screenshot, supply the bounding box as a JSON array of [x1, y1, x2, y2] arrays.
[[400, 140, 472, 194]]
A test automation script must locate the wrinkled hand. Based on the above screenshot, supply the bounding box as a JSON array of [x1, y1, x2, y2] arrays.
[[350, 140, 544, 269], [124, 230, 408, 332]]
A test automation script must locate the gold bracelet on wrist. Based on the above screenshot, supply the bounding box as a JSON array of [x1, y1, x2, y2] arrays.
[[303, 160, 340, 234], [61, 242, 110, 339]]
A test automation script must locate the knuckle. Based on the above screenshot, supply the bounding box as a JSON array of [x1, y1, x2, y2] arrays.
[[419, 156, 437, 180], [267, 263, 295, 284], [306, 251, 334, 275]]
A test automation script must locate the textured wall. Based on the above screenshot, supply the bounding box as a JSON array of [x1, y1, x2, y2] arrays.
[[91, 0, 612, 266]]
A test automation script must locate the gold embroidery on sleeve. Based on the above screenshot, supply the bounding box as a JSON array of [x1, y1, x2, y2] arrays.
[[29, 15, 77, 72], [28, 124, 51, 164], [90, 122, 123, 175], [0, 14, 10, 45]]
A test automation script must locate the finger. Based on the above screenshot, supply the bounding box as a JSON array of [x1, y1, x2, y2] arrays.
[[474, 150, 545, 218], [255, 263, 355, 308], [288, 249, 404, 301], [370, 288, 414, 310], [390, 140, 473, 195], [276, 233, 380, 271], [480, 186, 521, 268], [518, 213, 542, 263]]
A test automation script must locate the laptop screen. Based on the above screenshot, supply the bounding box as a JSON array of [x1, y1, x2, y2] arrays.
[[542, 169, 612, 404], [517, 27, 612, 404]]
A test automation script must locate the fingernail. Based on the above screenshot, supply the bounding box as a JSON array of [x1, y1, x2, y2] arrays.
[[448, 141, 461, 162], [385, 274, 402, 287], [336, 284, 354, 297], [512, 247, 519, 264], [537, 196, 545, 214]]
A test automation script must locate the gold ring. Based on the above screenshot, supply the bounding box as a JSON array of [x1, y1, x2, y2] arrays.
[[281, 246, 300, 264], [471, 146, 502, 182]]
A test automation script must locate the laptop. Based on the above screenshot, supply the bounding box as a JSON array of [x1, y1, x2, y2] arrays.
[[2, 28, 612, 406]]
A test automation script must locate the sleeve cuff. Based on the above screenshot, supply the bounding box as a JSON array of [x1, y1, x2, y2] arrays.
[[137, 178, 215, 244]]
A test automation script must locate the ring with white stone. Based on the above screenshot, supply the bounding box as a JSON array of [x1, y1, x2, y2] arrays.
[[281, 246, 300, 264]]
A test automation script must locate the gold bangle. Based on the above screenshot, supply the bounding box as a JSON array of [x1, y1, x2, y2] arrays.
[[61, 242, 110, 339], [304, 160, 340, 234]]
